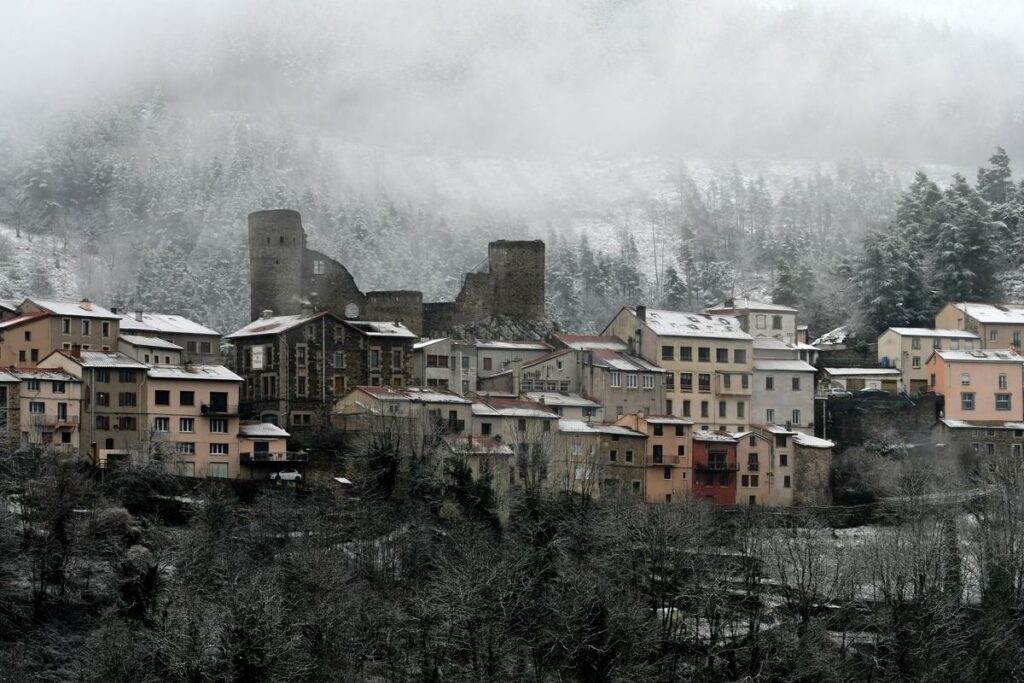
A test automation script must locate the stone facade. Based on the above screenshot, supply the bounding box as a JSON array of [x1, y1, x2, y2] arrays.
[[247, 209, 546, 336]]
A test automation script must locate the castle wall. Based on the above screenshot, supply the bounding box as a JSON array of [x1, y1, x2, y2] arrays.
[[486, 240, 545, 320], [302, 248, 366, 317], [364, 290, 424, 334]]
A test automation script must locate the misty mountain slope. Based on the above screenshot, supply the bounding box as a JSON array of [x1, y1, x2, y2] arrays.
[[0, 223, 80, 301]]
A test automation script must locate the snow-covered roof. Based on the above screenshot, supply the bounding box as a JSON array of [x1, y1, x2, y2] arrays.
[[476, 340, 552, 351], [886, 327, 979, 339], [239, 422, 291, 438], [58, 350, 149, 368], [939, 418, 1024, 430], [25, 298, 117, 319], [643, 415, 694, 425], [525, 392, 601, 408], [0, 311, 48, 329], [11, 368, 80, 382], [471, 397, 558, 419], [792, 433, 835, 449], [639, 308, 752, 340], [706, 298, 798, 314], [811, 325, 851, 346], [0, 371, 17, 383], [444, 435, 514, 456], [950, 302, 1024, 324], [822, 367, 901, 377], [227, 311, 338, 339], [760, 424, 797, 435], [753, 359, 817, 372], [586, 348, 665, 373], [344, 320, 417, 339], [933, 349, 1024, 363], [354, 386, 471, 404], [118, 312, 220, 337], [413, 337, 449, 350], [118, 334, 183, 350], [558, 420, 646, 437], [753, 338, 791, 350], [0, 299, 20, 312], [555, 335, 628, 351], [147, 365, 243, 382], [693, 431, 739, 442]]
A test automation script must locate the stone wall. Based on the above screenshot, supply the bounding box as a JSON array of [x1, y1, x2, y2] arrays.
[[248, 210, 306, 320]]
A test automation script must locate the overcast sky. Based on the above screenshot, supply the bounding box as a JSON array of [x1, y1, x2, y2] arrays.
[[3, 0, 1023, 164]]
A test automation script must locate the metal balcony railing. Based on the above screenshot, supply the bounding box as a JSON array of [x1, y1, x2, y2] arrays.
[[695, 460, 739, 472], [240, 451, 310, 464], [433, 418, 466, 434], [201, 403, 239, 417]]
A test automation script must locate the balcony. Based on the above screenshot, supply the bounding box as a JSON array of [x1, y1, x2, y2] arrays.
[[240, 451, 310, 464], [201, 403, 238, 417], [746, 462, 759, 472], [25, 414, 79, 428], [695, 460, 739, 472], [433, 418, 466, 434]]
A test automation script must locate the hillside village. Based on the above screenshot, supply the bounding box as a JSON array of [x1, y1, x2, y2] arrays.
[[0, 209, 1021, 516]]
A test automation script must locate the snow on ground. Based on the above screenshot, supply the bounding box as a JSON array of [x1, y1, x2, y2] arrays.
[[0, 222, 82, 301]]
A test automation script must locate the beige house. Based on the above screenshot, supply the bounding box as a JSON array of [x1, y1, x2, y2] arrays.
[[752, 359, 816, 433], [935, 302, 1024, 353], [11, 368, 82, 453], [116, 310, 222, 363], [0, 298, 120, 367], [238, 422, 294, 479], [555, 419, 649, 501], [476, 340, 552, 380], [751, 425, 833, 506], [614, 413, 693, 504], [411, 338, 477, 394], [335, 385, 473, 436], [524, 391, 602, 421], [578, 345, 667, 419], [603, 306, 754, 431], [143, 365, 245, 479], [118, 334, 183, 365], [38, 349, 149, 466], [0, 371, 17, 447], [706, 298, 799, 345], [877, 327, 980, 393]]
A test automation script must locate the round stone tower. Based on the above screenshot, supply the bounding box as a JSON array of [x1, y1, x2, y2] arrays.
[[248, 209, 306, 320]]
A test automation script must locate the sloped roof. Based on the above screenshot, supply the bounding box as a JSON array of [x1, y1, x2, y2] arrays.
[[226, 311, 339, 339], [344, 320, 417, 339], [118, 312, 220, 337], [355, 385, 471, 404], [25, 298, 118, 319], [558, 420, 646, 437], [413, 337, 449, 350], [586, 348, 664, 372], [950, 302, 1024, 324], [472, 397, 558, 419], [118, 334, 183, 350], [147, 365, 243, 382], [525, 392, 601, 408], [792, 433, 835, 448], [239, 422, 291, 438], [822, 367, 901, 377], [56, 350, 148, 368], [11, 368, 80, 382], [638, 308, 751, 340], [643, 415, 694, 425], [939, 418, 1024, 430], [753, 359, 817, 372], [933, 349, 1024, 363], [812, 325, 851, 346], [555, 335, 628, 351], [476, 340, 552, 351], [0, 311, 48, 330], [887, 327, 979, 339], [0, 371, 17, 383], [706, 298, 798, 314], [693, 431, 739, 442]]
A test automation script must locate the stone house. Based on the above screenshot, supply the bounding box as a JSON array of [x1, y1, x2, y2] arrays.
[[603, 306, 754, 431], [578, 346, 667, 419], [227, 310, 416, 430], [554, 419, 648, 501], [877, 327, 980, 394]]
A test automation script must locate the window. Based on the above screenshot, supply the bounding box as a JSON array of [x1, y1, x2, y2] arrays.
[[1014, 444, 1022, 458], [723, 374, 732, 389], [180, 418, 195, 433], [370, 349, 381, 369], [25, 378, 40, 392], [912, 356, 921, 369], [393, 348, 403, 368], [96, 415, 110, 430], [482, 357, 493, 371], [642, 374, 653, 389], [911, 337, 921, 349], [780, 452, 788, 466], [698, 347, 710, 362], [210, 419, 228, 434], [625, 450, 634, 463], [175, 442, 196, 455], [999, 374, 1008, 389], [716, 348, 729, 363], [734, 349, 747, 364], [62, 318, 70, 334], [102, 321, 110, 337], [675, 425, 685, 437], [297, 376, 307, 396], [180, 391, 194, 406], [153, 417, 169, 432], [653, 424, 664, 437], [665, 373, 675, 390], [756, 314, 766, 329], [653, 444, 663, 463], [700, 401, 709, 418], [118, 392, 137, 407], [987, 443, 996, 455], [663, 466, 672, 480], [677, 444, 686, 456], [1015, 331, 1022, 347], [632, 481, 641, 492], [791, 376, 800, 391], [737, 402, 745, 419], [996, 394, 1012, 411], [209, 443, 229, 456], [661, 345, 674, 361], [718, 401, 727, 418], [186, 341, 197, 354], [931, 373, 936, 387], [951, 340, 960, 350], [82, 319, 91, 335], [961, 392, 975, 411], [961, 373, 970, 386], [207, 461, 229, 478], [792, 409, 801, 425], [29, 401, 44, 414], [200, 341, 212, 354], [682, 400, 691, 417], [680, 373, 693, 391], [771, 314, 782, 329], [24, 330, 31, 341], [741, 374, 749, 389], [30, 349, 38, 363], [18, 351, 25, 363], [96, 391, 110, 406], [609, 449, 617, 462], [698, 374, 711, 392], [481, 422, 492, 436], [681, 347, 692, 361], [119, 369, 135, 383], [766, 376, 775, 391], [991, 330, 999, 342], [296, 345, 307, 367], [784, 475, 791, 488], [766, 408, 775, 423], [625, 373, 638, 389]]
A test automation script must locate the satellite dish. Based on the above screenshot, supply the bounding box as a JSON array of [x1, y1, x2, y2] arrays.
[[344, 303, 359, 319]]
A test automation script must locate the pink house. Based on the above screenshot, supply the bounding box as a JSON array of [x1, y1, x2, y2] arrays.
[[928, 349, 1024, 422]]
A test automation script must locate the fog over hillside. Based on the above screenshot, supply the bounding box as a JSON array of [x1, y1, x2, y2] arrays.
[[0, 0, 1022, 334]]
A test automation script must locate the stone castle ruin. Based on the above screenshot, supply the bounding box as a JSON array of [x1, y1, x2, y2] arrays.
[[247, 209, 546, 337]]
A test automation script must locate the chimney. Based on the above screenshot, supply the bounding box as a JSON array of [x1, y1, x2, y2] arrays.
[[110, 307, 118, 314], [262, 309, 274, 319], [79, 298, 93, 312], [636, 305, 647, 322], [134, 309, 143, 322], [70, 344, 81, 358]]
